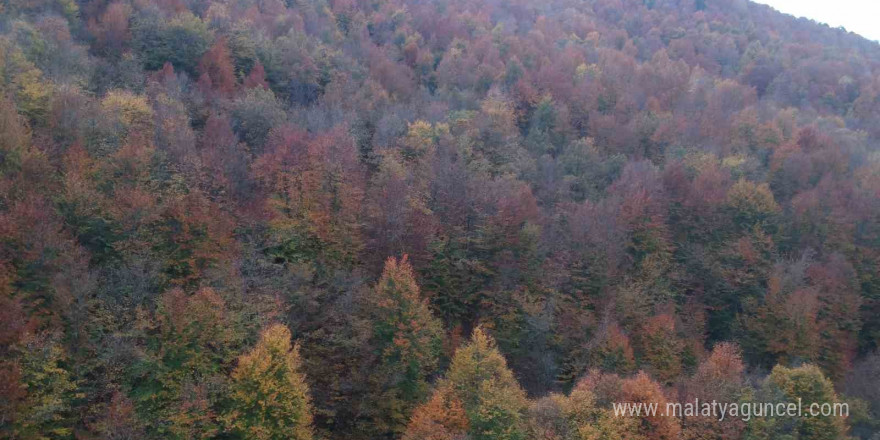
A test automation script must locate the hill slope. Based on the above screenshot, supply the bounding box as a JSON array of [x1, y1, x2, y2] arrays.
[[0, 0, 878, 439]]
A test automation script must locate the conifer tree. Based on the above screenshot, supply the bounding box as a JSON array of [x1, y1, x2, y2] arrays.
[[362, 255, 444, 435], [131, 287, 235, 439]]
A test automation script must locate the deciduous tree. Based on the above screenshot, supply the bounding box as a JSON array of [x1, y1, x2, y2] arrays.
[[224, 324, 313, 440]]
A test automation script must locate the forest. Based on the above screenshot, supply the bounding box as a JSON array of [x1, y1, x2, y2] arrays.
[[0, 0, 879, 438]]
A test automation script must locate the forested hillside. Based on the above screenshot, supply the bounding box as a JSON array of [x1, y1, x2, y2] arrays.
[[1, 0, 879, 438]]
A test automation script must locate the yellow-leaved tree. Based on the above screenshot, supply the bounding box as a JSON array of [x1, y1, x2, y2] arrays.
[[404, 327, 528, 440], [224, 324, 313, 440]]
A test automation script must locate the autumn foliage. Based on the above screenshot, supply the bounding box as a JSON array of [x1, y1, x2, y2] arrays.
[[0, 0, 878, 438]]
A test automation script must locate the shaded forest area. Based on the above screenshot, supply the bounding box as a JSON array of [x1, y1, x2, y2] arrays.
[[1, 0, 879, 438]]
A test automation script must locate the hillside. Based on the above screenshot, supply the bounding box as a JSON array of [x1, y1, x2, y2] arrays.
[[0, 0, 878, 439]]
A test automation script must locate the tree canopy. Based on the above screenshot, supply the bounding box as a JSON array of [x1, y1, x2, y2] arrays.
[[0, 0, 878, 438]]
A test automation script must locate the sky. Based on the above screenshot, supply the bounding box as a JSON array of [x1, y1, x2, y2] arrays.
[[751, 0, 880, 42]]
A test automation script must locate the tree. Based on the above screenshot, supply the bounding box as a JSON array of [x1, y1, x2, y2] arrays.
[[726, 179, 780, 232], [8, 332, 78, 440], [527, 383, 641, 440], [256, 29, 320, 105], [88, 2, 132, 58], [844, 352, 880, 438], [198, 113, 251, 201], [230, 87, 286, 151], [361, 255, 444, 436], [683, 343, 748, 440], [0, 39, 53, 124], [747, 364, 848, 440], [807, 255, 862, 382], [638, 314, 684, 384], [569, 370, 681, 440], [253, 125, 365, 268], [100, 90, 154, 148], [403, 389, 469, 440], [363, 149, 437, 270], [198, 37, 236, 96], [618, 372, 682, 440], [224, 324, 313, 440], [405, 327, 529, 440], [525, 95, 567, 157], [738, 254, 820, 370], [243, 61, 269, 90], [0, 95, 31, 174], [94, 391, 145, 440], [131, 287, 235, 439], [133, 11, 212, 76]]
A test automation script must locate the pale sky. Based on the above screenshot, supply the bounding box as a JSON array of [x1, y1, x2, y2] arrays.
[[751, 0, 880, 42]]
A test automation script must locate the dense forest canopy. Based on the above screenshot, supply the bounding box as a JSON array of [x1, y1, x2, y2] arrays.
[[0, 0, 879, 438]]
